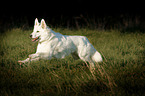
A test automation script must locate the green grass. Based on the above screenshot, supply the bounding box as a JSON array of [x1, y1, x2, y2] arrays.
[[0, 28, 145, 95]]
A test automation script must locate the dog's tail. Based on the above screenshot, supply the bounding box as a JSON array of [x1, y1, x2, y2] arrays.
[[92, 51, 103, 63]]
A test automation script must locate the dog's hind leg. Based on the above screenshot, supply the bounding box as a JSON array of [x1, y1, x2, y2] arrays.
[[88, 60, 95, 72], [78, 54, 96, 73]]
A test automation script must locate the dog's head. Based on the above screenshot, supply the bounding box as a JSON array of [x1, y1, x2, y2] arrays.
[[30, 18, 49, 42]]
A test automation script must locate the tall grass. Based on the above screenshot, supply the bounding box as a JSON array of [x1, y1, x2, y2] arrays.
[[0, 28, 145, 95]]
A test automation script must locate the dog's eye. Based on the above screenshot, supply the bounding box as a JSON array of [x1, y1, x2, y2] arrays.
[[36, 31, 39, 33]]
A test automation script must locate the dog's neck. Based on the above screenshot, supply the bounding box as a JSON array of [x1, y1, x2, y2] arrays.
[[39, 29, 56, 44]]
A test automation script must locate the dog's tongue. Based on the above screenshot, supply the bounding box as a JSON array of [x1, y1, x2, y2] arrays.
[[32, 37, 39, 42]]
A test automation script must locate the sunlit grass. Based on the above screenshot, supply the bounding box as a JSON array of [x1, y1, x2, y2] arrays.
[[0, 28, 145, 95]]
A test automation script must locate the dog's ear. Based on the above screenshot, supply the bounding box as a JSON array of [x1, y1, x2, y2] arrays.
[[35, 18, 39, 26], [41, 19, 47, 29]]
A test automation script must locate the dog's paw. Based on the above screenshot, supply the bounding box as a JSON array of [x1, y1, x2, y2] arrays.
[[28, 54, 32, 58], [18, 60, 25, 65]]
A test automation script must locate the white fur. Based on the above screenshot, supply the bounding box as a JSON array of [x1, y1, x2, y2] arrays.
[[18, 18, 103, 69]]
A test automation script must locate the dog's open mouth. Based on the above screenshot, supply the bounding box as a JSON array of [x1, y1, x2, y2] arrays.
[[32, 37, 40, 42]]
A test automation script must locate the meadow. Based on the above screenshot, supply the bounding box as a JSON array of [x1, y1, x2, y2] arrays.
[[0, 28, 145, 96]]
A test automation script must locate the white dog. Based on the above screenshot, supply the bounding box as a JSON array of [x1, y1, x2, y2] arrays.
[[18, 18, 102, 70]]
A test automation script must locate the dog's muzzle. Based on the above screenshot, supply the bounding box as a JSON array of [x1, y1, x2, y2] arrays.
[[30, 34, 32, 38], [32, 37, 39, 42], [30, 35, 40, 42]]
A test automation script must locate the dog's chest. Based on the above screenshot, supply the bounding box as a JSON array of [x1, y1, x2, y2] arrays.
[[36, 43, 50, 53], [36, 40, 57, 53]]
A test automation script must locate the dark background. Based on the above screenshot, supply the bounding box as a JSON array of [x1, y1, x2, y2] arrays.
[[1, 0, 145, 31]]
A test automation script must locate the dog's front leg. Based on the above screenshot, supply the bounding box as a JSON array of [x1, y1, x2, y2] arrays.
[[18, 58, 30, 65], [28, 53, 40, 62], [18, 53, 40, 65]]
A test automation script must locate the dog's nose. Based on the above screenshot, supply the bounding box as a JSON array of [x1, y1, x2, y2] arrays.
[[30, 35, 32, 38]]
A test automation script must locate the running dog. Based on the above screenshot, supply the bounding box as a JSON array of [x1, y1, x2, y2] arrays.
[[18, 18, 103, 70]]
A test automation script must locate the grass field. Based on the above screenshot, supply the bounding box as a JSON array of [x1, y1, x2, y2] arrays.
[[0, 28, 145, 95]]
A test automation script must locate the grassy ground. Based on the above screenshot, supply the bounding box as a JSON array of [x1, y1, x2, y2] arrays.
[[0, 28, 145, 96]]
